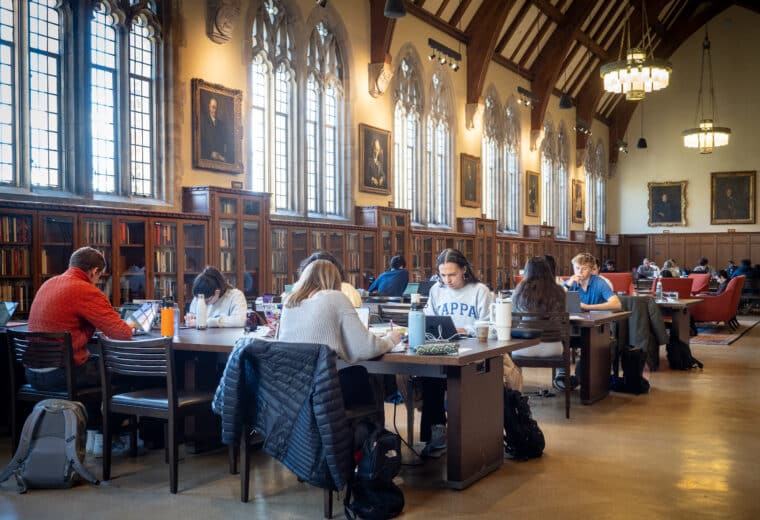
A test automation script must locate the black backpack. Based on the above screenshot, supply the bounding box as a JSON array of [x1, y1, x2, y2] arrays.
[[0, 399, 99, 493], [345, 422, 404, 520], [666, 340, 704, 370], [611, 347, 650, 394], [503, 388, 545, 460]]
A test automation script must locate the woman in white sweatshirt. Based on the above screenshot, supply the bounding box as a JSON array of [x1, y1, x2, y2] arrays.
[[186, 266, 247, 327]]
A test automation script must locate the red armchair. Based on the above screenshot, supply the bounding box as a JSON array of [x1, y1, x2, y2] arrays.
[[688, 273, 712, 295], [649, 277, 694, 299], [691, 275, 745, 330], [603, 273, 634, 295]]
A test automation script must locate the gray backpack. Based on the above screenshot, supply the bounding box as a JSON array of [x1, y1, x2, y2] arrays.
[[0, 399, 99, 493]]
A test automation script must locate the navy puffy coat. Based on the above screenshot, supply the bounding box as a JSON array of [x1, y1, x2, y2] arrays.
[[212, 338, 353, 490]]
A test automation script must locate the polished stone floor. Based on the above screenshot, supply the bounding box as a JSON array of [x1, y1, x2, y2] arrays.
[[1, 323, 760, 520]]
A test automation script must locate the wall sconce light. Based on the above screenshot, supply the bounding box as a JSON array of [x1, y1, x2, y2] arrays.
[[517, 86, 538, 109], [616, 139, 629, 154], [574, 118, 592, 136], [427, 38, 461, 72]]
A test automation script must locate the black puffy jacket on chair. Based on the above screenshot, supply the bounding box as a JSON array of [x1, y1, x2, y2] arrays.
[[212, 337, 353, 490]]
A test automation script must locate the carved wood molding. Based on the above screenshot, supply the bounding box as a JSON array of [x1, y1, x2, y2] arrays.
[[207, 0, 240, 44]]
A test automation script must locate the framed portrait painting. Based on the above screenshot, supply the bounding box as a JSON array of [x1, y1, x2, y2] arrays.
[[710, 171, 756, 224], [572, 179, 585, 223], [192, 78, 243, 174], [648, 181, 687, 226], [525, 171, 540, 217], [359, 124, 391, 195], [460, 154, 481, 208]]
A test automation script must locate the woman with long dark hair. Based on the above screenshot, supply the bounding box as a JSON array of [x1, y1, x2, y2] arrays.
[[186, 266, 247, 327]]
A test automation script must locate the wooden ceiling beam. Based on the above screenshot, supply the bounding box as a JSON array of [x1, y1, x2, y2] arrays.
[[449, 0, 473, 28], [733, 0, 760, 15], [435, 0, 453, 18], [496, 1, 532, 54], [406, 2, 467, 43], [463, 0, 514, 104], [369, 0, 396, 64], [519, 15, 552, 69], [529, 0, 595, 139]]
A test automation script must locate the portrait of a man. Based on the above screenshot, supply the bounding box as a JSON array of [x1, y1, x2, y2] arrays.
[[192, 79, 243, 174], [359, 124, 391, 195], [648, 181, 687, 226], [526, 171, 540, 217], [711, 171, 755, 224], [572, 179, 584, 223], [460, 154, 480, 208]]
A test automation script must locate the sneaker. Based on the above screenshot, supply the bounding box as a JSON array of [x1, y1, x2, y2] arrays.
[[423, 424, 447, 455], [553, 375, 579, 391], [384, 391, 404, 405]]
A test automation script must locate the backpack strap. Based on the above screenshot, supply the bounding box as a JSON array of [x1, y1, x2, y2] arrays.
[[62, 408, 99, 486], [0, 403, 47, 490]]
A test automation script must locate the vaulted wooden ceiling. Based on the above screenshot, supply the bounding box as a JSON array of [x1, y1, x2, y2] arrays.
[[372, 0, 759, 163]]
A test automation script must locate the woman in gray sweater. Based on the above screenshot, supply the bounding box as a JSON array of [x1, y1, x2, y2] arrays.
[[278, 260, 401, 362]]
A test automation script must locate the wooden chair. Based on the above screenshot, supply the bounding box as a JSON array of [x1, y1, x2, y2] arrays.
[[603, 272, 635, 295], [688, 273, 712, 295], [649, 277, 694, 299], [509, 312, 572, 419], [378, 303, 411, 326], [7, 330, 101, 451], [98, 334, 214, 494]]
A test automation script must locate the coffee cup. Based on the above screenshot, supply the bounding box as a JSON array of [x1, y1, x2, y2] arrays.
[[475, 320, 489, 343]]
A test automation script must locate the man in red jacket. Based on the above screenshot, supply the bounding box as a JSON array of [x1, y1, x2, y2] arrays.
[[27, 247, 134, 391]]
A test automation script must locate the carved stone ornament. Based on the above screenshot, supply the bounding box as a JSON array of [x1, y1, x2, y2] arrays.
[[207, 0, 240, 44], [465, 99, 484, 130], [368, 61, 394, 98]]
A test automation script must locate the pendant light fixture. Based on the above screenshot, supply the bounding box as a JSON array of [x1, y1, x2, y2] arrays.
[[384, 0, 406, 19], [637, 101, 647, 149], [682, 27, 730, 153]]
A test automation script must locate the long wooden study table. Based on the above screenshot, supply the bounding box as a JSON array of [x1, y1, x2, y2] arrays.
[[172, 328, 539, 490]]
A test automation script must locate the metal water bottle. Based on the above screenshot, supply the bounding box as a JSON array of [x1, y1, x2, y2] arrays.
[[407, 293, 426, 353], [173, 302, 181, 341], [656, 279, 663, 301], [196, 294, 207, 330]]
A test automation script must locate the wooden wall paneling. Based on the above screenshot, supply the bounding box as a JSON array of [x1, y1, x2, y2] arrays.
[[730, 234, 750, 265], [751, 234, 760, 265], [626, 235, 648, 272], [666, 234, 686, 268], [714, 235, 733, 274]]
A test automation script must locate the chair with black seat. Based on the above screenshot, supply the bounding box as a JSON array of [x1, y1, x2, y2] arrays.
[[98, 334, 214, 494], [509, 312, 572, 419], [7, 330, 101, 451]]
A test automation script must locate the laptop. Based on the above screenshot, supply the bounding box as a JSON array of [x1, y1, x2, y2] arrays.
[[417, 281, 435, 297], [122, 302, 157, 335], [0, 302, 18, 327], [402, 282, 420, 297], [566, 291, 583, 313], [425, 315, 460, 341]]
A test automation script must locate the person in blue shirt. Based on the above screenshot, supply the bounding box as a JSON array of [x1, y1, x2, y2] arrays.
[[556, 253, 621, 391], [564, 252, 622, 311], [367, 255, 409, 297]]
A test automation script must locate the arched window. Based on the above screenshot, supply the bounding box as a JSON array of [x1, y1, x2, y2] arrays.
[[594, 141, 607, 241], [584, 138, 596, 234], [392, 55, 423, 223], [0, 0, 165, 198], [91, 1, 162, 197], [556, 124, 569, 238], [540, 122, 557, 226], [504, 101, 521, 233], [425, 71, 452, 227], [305, 21, 345, 217], [481, 92, 504, 227], [250, 0, 296, 213]]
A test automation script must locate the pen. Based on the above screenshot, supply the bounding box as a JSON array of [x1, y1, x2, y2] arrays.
[[389, 320, 394, 330]]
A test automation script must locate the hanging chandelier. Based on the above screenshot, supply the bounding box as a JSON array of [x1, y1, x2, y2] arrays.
[[682, 28, 730, 154], [600, 2, 671, 100]]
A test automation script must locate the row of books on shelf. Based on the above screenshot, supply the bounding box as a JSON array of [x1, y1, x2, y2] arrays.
[[0, 282, 31, 311], [154, 249, 176, 273], [153, 278, 177, 299], [271, 230, 287, 249], [41, 249, 69, 276], [153, 223, 177, 246], [220, 251, 236, 272], [120, 222, 144, 245], [0, 248, 30, 276], [271, 250, 288, 273], [220, 224, 236, 248], [220, 200, 237, 214], [84, 221, 111, 245], [0, 216, 31, 244]]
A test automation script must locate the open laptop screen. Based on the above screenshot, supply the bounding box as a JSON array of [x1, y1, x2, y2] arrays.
[[425, 315, 460, 341], [402, 283, 420, 297], [0, 302, 18, 327], [566, 291, 582, 313]]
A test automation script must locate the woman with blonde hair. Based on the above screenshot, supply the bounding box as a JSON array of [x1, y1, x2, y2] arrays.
[[278, 260, 401, 363]]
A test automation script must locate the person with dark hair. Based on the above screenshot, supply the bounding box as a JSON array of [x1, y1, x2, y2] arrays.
[[693, 257, 712, 274], [298, 250, 362, 306], [26, 247, 134, 391], [543, 254, 558, 277], [367, 255, 409, 296], [660, 269, 673, 278], [732, 259, 752, 278], [511, 257, 566, 358], [600, 259, 617, 273], [715, 270, 730, 295], [419, 249, 493, 455], [186, 266, 246, 328]]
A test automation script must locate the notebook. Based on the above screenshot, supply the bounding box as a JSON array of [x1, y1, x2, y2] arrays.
[[0, 302, 18, 327], [425, 315, 460, 341], [566, 291, 583, 313]]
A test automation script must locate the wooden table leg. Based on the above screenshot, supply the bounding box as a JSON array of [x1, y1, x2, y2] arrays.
[[579, 323, 611, 405], [445, 356, 504, 489]]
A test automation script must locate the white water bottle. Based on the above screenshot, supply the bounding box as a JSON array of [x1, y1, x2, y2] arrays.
[[407, 293, 426, 353], [655, 279, 663, 301], [196, 294, 207, 330], [173, 303, 181, 341]]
